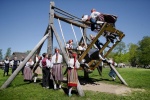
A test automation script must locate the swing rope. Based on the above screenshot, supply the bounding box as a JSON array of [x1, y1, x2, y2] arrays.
[[80, 27, 87, 47], [71, 23, 78, 46], [58, 18, 67, 46]]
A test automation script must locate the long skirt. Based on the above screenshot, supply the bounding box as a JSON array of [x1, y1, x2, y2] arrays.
[[4, 65, 9, 72], [24, 67, 32, 80], [68, 68, 78, 87], [34, 66, 42, 75], [50, 64, 63, 81]]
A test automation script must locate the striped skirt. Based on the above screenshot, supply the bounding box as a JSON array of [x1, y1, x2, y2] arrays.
[[24, 67, 32, 80], [50, 64, 63, 81], [68, 68, 78, 87]]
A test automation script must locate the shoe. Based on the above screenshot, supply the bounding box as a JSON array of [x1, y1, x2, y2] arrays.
[[46, 86, 49, 89], [112, 77, 116, 81]]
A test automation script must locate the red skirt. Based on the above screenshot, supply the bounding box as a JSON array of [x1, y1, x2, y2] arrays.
[[68, 68, 78, 87]]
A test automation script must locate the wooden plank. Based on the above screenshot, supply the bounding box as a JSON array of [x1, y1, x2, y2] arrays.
[[92, 34, 125, 70], [54, 14, 87, 28], [78, 23, 108, 62], [51, 24, 85, 97], [109, 64, 128, 86], [88, 41, 110, 68], [48, 2, 55, 54], [0, 34, 49, 89]]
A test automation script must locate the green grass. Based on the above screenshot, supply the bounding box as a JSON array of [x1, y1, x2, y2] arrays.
[[0, 67, 150, 100]]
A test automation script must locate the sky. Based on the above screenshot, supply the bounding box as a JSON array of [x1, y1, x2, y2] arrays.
[[0, 0, 150, 57]]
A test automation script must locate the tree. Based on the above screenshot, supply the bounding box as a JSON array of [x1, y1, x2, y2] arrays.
[[0, 49, 3, 61], [113, 42, 127, 63], [5, 47, 11, 59], [25, 50, 31, 54], [127, 43, 138, 67], [137, 36, 150, 65]]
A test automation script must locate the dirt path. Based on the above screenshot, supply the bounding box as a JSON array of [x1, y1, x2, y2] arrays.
[[81, 82, 144, 95]]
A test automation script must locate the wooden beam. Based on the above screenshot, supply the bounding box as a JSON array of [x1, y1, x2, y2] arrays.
[[78, 23, 108, 62], [54, 14, 87, 28], [1, 34, 49, 89], [47, 2, 55, 54], [88, 41, 110, 69], [109, 64, 128, 86]]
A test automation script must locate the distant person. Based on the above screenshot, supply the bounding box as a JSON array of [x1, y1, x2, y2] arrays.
[[20, 56, 25, 75], [12, 57, 19, 73], [32, 55, 42, 83], [3, 56, 10, 76], [24, 58, 34, 82], [108, 58, 117, 80]]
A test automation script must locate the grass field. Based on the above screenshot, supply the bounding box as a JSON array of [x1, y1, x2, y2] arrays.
[[0, 67, 150, 100]]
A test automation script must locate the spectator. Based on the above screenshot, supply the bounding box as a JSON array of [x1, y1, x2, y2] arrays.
[[3, 56, 10, 76]]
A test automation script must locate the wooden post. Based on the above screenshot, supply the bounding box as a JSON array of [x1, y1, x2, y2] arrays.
[[0, 34, 49, 89], [78, 23, 107, 62], [47, 2, 55, 54], [51, 25, 85, 96]]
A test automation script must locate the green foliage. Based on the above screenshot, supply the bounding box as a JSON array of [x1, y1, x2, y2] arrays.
[[0, 49, 3, 61], [0, 68, 150, 100], [137, 36, 150, 65], [4, 47, 11, 59], [25, 50, 31, 54], [127, 43, 138, 66]]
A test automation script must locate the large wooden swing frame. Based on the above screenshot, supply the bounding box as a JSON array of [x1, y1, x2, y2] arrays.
[[1, 2, 127, 96]]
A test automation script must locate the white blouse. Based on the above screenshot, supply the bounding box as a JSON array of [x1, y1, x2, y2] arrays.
[[68, 58, 80, 69], [26, 61, 34, 67], [66, 43, 73, 49], [52, 53, 63, 63], [90, 11, 101, 19], [46, 59, 53, 68]]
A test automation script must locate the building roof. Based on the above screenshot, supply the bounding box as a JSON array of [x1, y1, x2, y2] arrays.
[[10, 52, 28, 60]]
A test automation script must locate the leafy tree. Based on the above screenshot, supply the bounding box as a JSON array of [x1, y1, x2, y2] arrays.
[[26, 50, 31, 54], [137, 36, 150, 65], [113, 41, 127, 63], [113, 41, 126, 55], [128, 43, 138, 66], [0, 49, 3, 61], [5, 47, 11, 59]]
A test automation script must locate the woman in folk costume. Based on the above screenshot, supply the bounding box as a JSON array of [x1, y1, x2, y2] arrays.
[[24, 58, 34, 82], [51, 48, 63, 89], [67, 52, 80, 97], [32, 55, 42, 83], [3, 56, 10, 76]]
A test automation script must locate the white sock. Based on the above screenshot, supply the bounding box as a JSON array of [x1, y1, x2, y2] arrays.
[[34, 77, 37, 82], [54, 84, 57, 89], [58, 81, 61, 88], [69, 87, 72, 95]]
